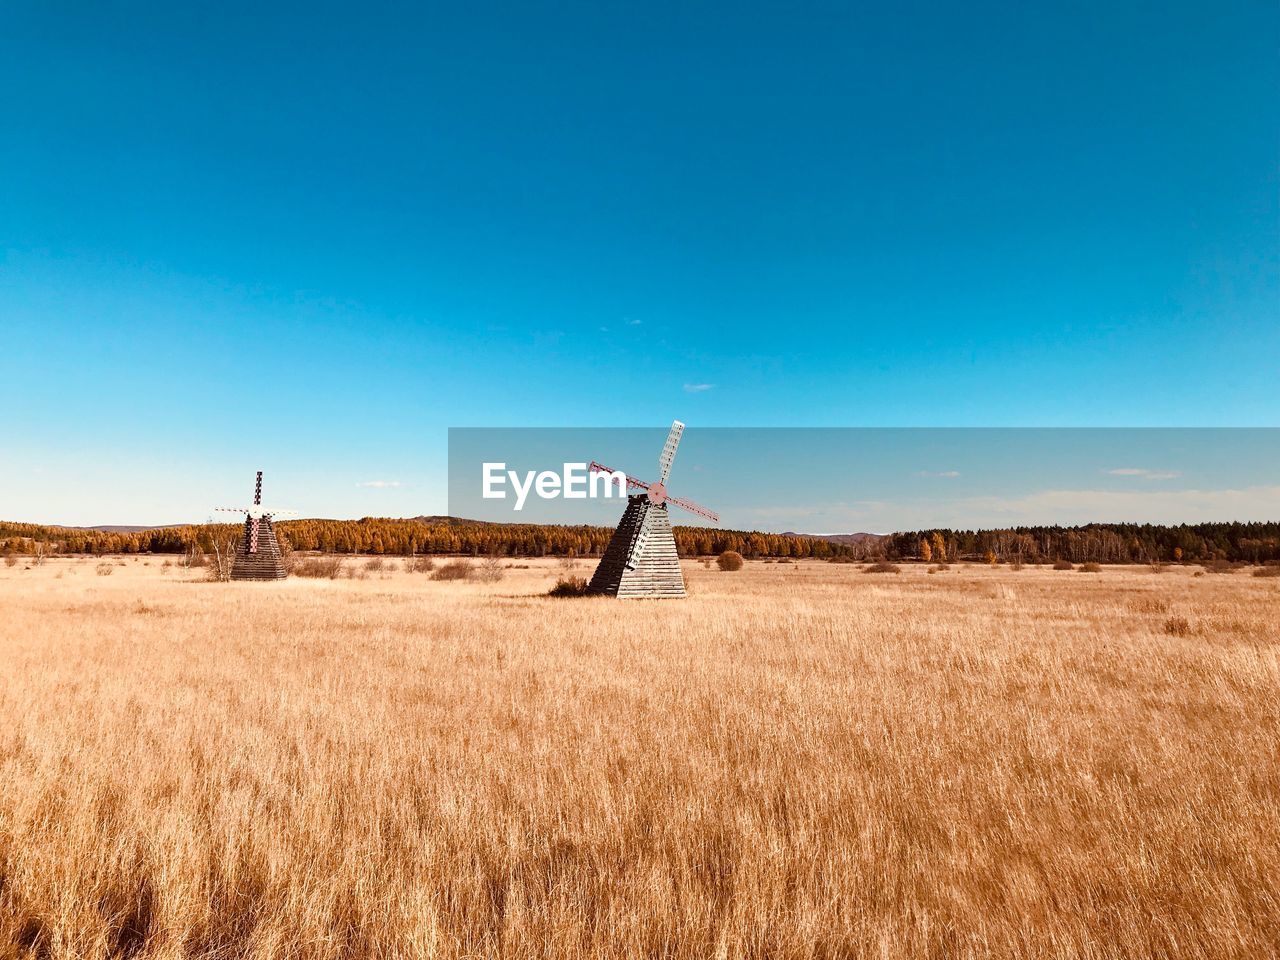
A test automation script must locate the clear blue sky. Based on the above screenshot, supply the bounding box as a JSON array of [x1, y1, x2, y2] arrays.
[[1, 2, 1276, 525]]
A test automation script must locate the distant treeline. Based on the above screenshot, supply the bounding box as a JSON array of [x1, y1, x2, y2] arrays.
[[3, 519, 1277, 564], [0, 518, 856, 560], [883, 522, 1280, 564]]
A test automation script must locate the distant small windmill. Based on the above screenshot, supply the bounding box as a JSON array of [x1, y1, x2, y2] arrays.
[[587, 420, 718, 598], [215, 471, 297, 581]]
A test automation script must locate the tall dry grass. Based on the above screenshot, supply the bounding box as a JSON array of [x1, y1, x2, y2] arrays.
[[0, 558, 1276, 958]]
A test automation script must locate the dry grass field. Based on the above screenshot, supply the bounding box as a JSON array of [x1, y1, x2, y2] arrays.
[[0, 557, 1276, 959]]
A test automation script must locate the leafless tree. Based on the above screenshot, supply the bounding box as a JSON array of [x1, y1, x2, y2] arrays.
[[208, 538, 236, 582]]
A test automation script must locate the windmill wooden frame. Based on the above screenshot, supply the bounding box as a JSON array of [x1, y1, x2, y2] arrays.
[[587, 421, 718, 598], [215, 471, 297, 581]]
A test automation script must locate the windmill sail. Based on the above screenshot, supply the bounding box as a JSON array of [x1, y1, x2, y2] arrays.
[[657, 420, 684, 485]]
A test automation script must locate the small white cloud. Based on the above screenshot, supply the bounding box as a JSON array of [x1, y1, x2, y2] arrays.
[[915, 470, 961, 478], [626, 318, 643, 326], [683, 383, 714, 393], [1106, 468, 1181, 480], [356, 480, 403, 489]]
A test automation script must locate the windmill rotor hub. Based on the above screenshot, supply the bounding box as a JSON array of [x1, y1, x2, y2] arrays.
[[647, 482, 668, 506]]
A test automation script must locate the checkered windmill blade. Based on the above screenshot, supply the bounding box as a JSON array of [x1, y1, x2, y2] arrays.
[[587, 420, 718, 599], [213, 471, 296, 580]]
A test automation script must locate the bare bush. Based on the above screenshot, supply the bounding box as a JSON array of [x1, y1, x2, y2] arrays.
[[863, 561, 901, 574], [717, 551, 744, 572], [547, 575, 590, 597], [1202, 559, 1236, 575], [365, 557, 385, 572], [1131, 596, 1170, 614], [1079, 562, 1102, 574], [477, 556, 505, 583], [431, 560, 474, 582], [1052, 559, 1074, 571], [1252, 565, 1280, 578], [1164, 616, 1192, 637], [293, 556, 345, 579], [94, 563, 114, 576], [404, 554, 436, 574]]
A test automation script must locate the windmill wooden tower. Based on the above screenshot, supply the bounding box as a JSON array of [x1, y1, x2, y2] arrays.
[[215, 471, 297, 581], [587, 420, 718, 598]]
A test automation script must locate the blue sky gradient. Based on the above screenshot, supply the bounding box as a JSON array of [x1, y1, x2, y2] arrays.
[[1, 2, 1276, 525]]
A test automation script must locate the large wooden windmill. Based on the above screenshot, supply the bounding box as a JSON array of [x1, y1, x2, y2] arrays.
[[587, 420, 718, 598], [215, 471, 297, 581]]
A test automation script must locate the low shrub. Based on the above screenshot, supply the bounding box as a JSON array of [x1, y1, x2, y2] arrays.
[[1131, 596, 1170, 614], [404, 555, 436, 574], [1010, 562, 1025, 572], [95, 563, 114, 576], [477, 556, 505, 583], [547, 576, 591, 597], [1202, 559, 1236, 575], [1164, 616, 1192, 637], [293, 556, 345, 579], [431, 560, 474, 581], [1252, 565, 1280, 578], [1079, 562, 1102, 573], [863, 561, 901, 574], [365, 557, 384, 572], [1052, 559, 1074, 571], [717, 551, 744, 572]]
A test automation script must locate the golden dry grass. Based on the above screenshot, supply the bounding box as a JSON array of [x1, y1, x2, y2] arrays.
[[0, 557, 1277, 959]]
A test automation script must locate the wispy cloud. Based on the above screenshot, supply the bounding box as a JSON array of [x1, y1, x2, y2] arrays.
[[625, 318, 643, 326], [1106, 467, 1182, 480], [356, 480, 402, 489], [915, 470, 961, 478], [683, 382, 714, 393]]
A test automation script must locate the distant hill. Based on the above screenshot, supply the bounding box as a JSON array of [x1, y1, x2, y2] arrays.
[[784, 531, 886, 546], [406, 516, 492, 526], [73, 524, 183, 533]]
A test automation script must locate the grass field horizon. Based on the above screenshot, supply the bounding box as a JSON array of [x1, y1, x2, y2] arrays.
[[1, 557, 1276, 958]]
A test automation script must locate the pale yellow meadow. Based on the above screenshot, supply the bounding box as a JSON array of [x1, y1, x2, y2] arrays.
[[0, 557, 1276, 959]]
